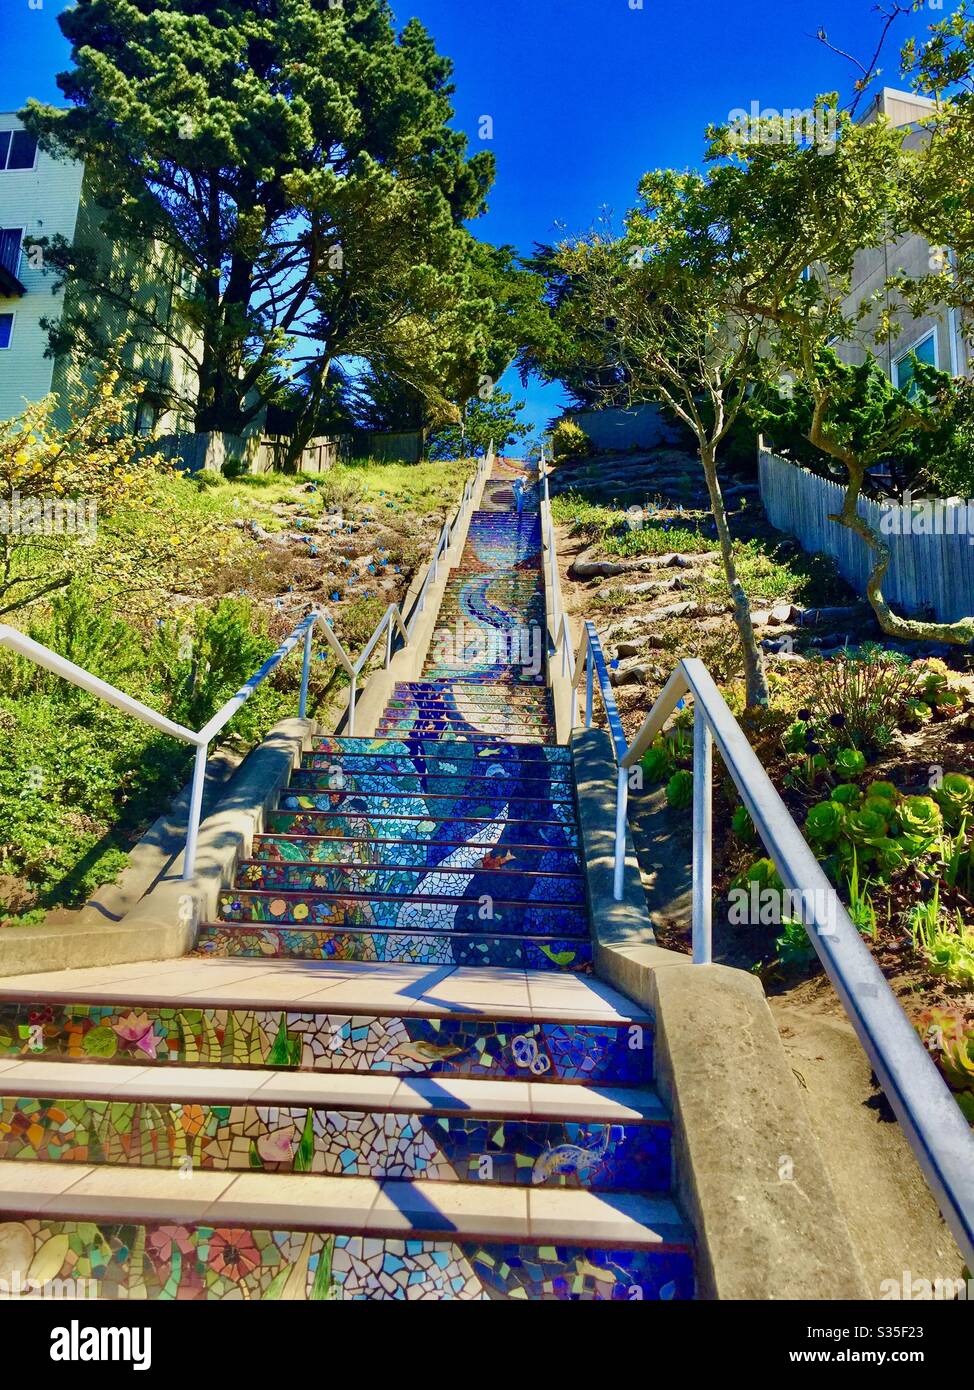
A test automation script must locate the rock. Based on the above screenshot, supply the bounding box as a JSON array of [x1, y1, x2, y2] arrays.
[[616, 642, 641, 659], [247, 520, 273, 542], [768, 602, 798, 626], [794, 604, 871, 628], [622, 576, 685, 597]]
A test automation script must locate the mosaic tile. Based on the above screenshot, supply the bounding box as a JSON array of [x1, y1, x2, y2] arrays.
[[0, 1004, 651, 1080], [0, 1218, 691, 1299]]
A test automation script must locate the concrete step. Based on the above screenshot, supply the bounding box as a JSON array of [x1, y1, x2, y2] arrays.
[[0, 1062, 670, 1191], [0, 958, 651, 1078], [0, 1160, 692, 1298]]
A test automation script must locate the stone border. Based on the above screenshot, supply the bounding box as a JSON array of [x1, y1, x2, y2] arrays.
[[572, 726, 869, 1301]]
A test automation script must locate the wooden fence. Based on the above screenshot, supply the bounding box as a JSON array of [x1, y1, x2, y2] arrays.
[[758, 448, 974, 625]]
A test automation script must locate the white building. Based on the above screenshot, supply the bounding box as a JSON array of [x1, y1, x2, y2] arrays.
[[0, 112, 84, 421]]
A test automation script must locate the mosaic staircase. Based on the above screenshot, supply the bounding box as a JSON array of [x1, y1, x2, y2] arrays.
[[0, 460, 694, 1300]]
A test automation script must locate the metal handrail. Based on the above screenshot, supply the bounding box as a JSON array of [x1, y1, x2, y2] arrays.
[[0, 442, 493, 882], [539, 459, 974, 1267]]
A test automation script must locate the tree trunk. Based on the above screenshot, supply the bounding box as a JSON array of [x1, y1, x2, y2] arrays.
[[829, 472, 974, 646], [699, 443, 769, 708], [284, 360, 332, 473]]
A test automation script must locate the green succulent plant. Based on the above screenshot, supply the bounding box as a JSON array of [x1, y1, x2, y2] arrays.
[[783, 720, 812, 754], [896, 796, 943, 843], [845, 807, 889, 846], [731, 857, 783, 894], [866, 780, 900, 803], [833, 748, 867, 778], [805, 800, 844, 846], [875, 838, 909, 878], [775, 918, 817, 969], [932, 772, 974, 828], [830, 783, 861, 806], [665, 769, 693, 811], [862, 795, 897, 822], [639, 744, 672, 785], [731, 804, 757, 842], [904, 699, 933, 726]]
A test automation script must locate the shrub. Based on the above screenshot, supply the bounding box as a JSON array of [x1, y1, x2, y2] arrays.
[[551, 418, 591, 459]]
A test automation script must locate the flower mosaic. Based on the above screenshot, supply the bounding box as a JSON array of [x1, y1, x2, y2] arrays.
[[0, 1003, 651, 1081], [0, 1218, 692, 1300]]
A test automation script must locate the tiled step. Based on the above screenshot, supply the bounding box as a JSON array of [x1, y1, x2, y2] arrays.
[[290, 770, 572, 802], [217, 888, 590, 934], [233, 860, 586, 904], [383, 698, 551, 721], [308, 737, 570, 764], [0, 1063, 670, 1191], [0, 1162, 693, 1298], [265, 811, 581, 846], [416, 681, 547, 698], [199, 922, 593, 970], [277, 791, 574, 823], [392, 683, 550, 706], [300, 752, 572, 785], [253, 834, 584, 874], [0, 958, 651, 1079], [375, 720, 550, 739]]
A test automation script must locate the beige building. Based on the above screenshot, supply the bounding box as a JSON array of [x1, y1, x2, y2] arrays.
[[838, 87, 970, 388], [0, 111, 197, 430]]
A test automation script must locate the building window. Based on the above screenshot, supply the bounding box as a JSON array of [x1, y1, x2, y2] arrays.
[[0, 228, 23, 276], [0, 131, 38, 171], [0, 313, 15, 349], [894, 330, 938, 397]]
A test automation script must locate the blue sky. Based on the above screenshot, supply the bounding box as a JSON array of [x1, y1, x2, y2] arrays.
[[5, 0, 936, 442]]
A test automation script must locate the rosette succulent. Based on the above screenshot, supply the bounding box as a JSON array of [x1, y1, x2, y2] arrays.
[[805, 800, 844, 846], [731, 857, 783, 893], [845, 807, 889, 846], [932, 772, 974, 828], [875, 838, 909, 878], [867, 781, 900, 804], [834, 748, 866, 779], [895, 796, 943, 843], [640, 744, 672, 784], [666, 769, 693, 810], [904, 699, 933, 727], [831, 783, 861, 806]]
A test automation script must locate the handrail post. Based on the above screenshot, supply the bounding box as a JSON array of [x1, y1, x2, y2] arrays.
[[298, 620, 314, 719], [182, 742, 209, 882], [585, 648, 593, 728], [692, 703, 713, 964], [385, 615, 394, 668], [613, 765, 627, 901], [348, 674, 357, 736]]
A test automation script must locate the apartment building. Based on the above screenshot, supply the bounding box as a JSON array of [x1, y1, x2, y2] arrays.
[[0, 111, 197, 430], [839, 87, 970, 389]]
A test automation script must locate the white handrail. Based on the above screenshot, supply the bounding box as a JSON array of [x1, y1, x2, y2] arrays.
[[0, 443, 493, 882]]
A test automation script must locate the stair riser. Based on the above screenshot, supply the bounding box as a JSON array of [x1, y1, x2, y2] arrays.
[[218, 892, 590, 934], [265, 812, 581, 847], [236, 864, 585, 904], [419, 672, 546, 687], [375, 717, 549, 734], [288, 772, 572, 802], [279, 794, 574, 824], [0, 1004, 651, 1081], [0, 1094, 671, 1191], [309, 738, 569, 764], [299, 765, 573, 797], [302, 754, 571, 779], [0, 1217, 692, 1299], [253, 837, 584, 874], [199, 924, 593, 970], [382, 702, 551, 722]]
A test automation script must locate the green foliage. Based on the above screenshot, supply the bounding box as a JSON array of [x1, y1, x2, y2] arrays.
[[428, 390, 530, 461], [731, 804, 757, 843], [665, 769, 693, 810], [639, 742, 674, 785], [933, 773, 974, 829], [805, 800, 845, 847], [551, 419, 591, 460], [24, 0, 496, 434], [909, 887, 974, 987], [915, 1008, 974, 1127], [802, 646, 924, 756], [774, 917, 817, 968], [834, 748, 867, 780]]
